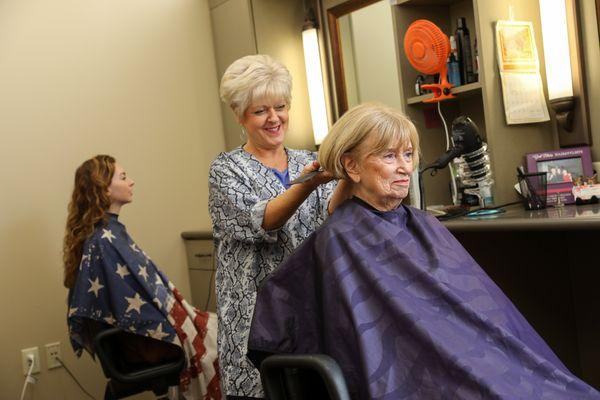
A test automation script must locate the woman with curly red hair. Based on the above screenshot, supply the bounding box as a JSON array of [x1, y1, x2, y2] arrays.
[[64, 155, 221, 399], [63, 155, 117, 289]]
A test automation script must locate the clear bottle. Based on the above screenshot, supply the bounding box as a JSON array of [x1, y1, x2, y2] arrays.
[[456, 17, 475, 84], [447, 35, 462, 87], [473, 37, 479, 82]]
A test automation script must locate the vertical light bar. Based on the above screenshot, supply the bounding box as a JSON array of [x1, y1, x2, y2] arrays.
[[302, 27, 329, 146], [539, 0, 573, 100]]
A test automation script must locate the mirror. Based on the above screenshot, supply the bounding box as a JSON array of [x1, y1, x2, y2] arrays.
[[327, 0, 402, 117]]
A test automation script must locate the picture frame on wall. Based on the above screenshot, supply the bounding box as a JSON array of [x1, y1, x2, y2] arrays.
[[525, 146, 594, 205]]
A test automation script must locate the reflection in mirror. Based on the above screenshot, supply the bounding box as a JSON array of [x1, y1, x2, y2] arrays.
[[328, 0, 401, 117]]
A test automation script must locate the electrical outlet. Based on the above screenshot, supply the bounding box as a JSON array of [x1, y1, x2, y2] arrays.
[[21, 347, 40, 375], [45, 342, 62, 369]]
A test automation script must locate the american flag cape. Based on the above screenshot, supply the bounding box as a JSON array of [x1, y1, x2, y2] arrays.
[[67, 214, 221, 400]]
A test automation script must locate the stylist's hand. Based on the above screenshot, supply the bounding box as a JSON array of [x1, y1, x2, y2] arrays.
[[299, 161, 335, 188]]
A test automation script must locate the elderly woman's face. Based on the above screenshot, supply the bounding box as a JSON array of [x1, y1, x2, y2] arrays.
[[241, 98, 289, 150], [347, 137, 414, 211]]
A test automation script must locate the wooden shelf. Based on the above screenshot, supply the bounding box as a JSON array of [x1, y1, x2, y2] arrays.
[[406, 81, 482, 105]]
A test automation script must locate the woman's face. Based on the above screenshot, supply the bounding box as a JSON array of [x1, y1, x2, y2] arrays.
[[240, 98, 289, 150], [108, 163, 135, 208], [346, 137, 414, 211]]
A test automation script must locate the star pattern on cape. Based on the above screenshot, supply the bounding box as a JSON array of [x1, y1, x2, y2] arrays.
[[130, 243, 139, 252], [125, 293, 146, 314], [138, 265, 149, 281], [115, 263, 130, 279], [147, 323, 170, 340], [79, 254, 90, 270], [87, 277, 104, 297], [104, 315, 116, 325], [68, 307, 78, 317], [101, 229, 116, 243], [153, 297, 163, 309], [155, 274, 164, 286]]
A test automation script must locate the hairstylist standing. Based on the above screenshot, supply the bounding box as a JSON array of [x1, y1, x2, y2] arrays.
[[208, 55, 349, 399]]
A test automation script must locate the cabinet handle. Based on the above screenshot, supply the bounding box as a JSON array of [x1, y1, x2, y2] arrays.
[[195, 253, 212, 258]]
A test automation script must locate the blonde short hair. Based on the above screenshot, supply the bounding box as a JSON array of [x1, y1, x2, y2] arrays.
[[318, 103, 420, 178], [220, 55, 292, 119]]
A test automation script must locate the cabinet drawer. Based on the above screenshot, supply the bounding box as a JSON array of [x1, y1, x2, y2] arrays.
[[184, 239, 214, 270]]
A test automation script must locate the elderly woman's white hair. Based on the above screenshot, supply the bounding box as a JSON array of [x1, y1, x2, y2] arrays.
[[219, 55, 292, 119], [318, 102, 420, 178]]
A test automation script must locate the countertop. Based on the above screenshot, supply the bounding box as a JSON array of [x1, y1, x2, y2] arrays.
[[181, 204, 600, 238], [181, 231, 213, 240], [442, 203, 600, 232]]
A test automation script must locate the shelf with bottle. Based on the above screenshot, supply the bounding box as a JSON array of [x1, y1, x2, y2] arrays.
[[406, 81, 482, 105]]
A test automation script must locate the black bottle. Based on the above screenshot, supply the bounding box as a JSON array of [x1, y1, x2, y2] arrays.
[[456, 17, 475, 84]]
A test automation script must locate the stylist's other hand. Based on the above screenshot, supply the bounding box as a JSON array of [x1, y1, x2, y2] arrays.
[[299, 161, 334, 188]]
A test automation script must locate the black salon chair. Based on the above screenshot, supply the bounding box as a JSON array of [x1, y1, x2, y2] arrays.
[[259, 354, 351, 400], [93, 327, 185, 400]]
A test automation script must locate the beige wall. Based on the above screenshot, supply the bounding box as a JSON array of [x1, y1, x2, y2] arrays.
[[0, 0, 225, 398], [349, 0, 402, 109]]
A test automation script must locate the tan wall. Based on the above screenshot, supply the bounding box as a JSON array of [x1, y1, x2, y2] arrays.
[[0, 0, 225, 398], [349, 1, 402, 109]]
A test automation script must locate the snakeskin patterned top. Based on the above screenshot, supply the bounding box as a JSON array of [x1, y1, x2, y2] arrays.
[[208, 146, 335, 397]]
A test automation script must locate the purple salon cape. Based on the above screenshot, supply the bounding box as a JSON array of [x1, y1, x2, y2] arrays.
[[248, 198, 599, 399]]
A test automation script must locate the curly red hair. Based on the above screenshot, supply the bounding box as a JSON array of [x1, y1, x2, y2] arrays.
[[63, 155, 115, 289]]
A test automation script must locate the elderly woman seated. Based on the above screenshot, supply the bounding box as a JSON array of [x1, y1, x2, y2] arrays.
[[248, 103, 599, 399]]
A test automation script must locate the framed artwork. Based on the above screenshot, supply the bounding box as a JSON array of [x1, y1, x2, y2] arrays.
[[525, 146, 594, 205]]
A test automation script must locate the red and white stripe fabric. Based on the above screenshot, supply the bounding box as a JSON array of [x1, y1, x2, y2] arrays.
[[167, 284, 221, 400]]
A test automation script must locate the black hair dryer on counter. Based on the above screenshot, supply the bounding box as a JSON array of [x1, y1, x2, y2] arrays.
[[420, 116, 494, 210]]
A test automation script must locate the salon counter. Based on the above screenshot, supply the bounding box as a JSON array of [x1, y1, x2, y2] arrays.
[[442, 203, 600, 232], [443, 203, 600, 390]]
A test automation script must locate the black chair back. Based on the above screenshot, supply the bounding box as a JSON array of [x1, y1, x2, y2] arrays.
[[260, 354, 351, 400], [93, 327, 185, 399]]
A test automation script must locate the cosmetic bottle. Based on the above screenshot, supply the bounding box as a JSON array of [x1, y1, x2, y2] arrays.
[[456, 17, 475, 84], [415, 75, 425, 95], [473, 37, 479, 81], [447, 35, 461, 87]]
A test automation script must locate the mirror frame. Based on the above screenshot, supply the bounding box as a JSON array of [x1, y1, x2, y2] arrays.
[[596, 0, 600, 43], [326, 0, 380, 117]]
